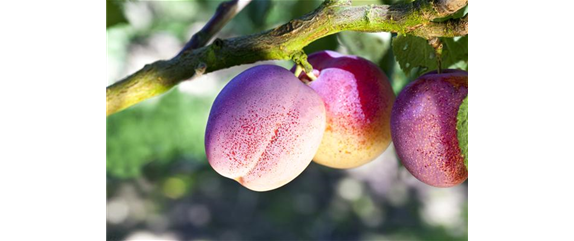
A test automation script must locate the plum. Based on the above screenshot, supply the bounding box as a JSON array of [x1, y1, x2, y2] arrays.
[[391, 69, 468, 187], [205, 65, 326, 192], [294, 50, 395, 169]]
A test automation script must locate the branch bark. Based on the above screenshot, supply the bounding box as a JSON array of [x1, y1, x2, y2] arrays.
[[178, 0, 252, 55], [107, 0, 468, 116]]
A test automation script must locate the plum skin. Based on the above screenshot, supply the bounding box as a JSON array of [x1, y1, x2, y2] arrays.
[[205, 65, 326, 192], [391, 69, 468, 187], [294, 50, 395, 169]]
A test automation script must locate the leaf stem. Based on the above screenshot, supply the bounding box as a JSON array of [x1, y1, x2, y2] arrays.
[[429, 38, 444, 73]]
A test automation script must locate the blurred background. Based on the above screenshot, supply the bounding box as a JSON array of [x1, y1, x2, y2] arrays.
[[107, 0, 468, 240]]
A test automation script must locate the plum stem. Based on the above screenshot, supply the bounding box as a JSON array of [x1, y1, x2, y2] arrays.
[[291, 50, 314, 74], [294, 64, 316, 85], [307, 72, 318, 82], [429, 37, 444, 73], [294, 65, 303, 78], [291, 51, 318, 84]]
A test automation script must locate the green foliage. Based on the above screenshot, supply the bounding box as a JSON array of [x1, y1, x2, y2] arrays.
[[106, 0, 128, 28], [350, 0, 381, 6], [292, 0, 323, 18], [392, 35, 438, 76], [433, 6, 468, 22], [338, 32, 390, 64], [246, 0, 273, 27], [442, 36, 469, 69], [392, 35, 468, 76], [106, 90, 213, 178], [457, 96, 468, 169], [304, 34, 339, 55]]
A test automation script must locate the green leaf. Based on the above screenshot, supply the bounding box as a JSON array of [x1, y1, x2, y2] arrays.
[[246, 0, 273, 28], [432, 6, 468, 22], [292, 0, 323, 20], [441, 36, 468, 69], [304, 34, 339, 54], [456, 95, 472, 171], [392, 35, 438, 75], [106, 0, 128, 28], [338, 32, 390, 64], [106, 90, 212, 178], [392, 35, 468, 76]]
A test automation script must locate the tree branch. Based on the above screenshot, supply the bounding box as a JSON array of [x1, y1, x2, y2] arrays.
[[107, 0, 468, 116], [178, 0, 252, 55]]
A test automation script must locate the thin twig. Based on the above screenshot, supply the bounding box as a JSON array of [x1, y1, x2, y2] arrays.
[[178, 0, 252, 55]]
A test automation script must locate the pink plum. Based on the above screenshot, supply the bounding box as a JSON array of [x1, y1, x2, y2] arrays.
[[391, 69, 468, 187], [205, 65, 326, 191], [294, 50, 395, 169]]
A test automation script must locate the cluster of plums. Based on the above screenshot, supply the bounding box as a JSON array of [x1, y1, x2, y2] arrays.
[[205, 50, 468, 192]]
